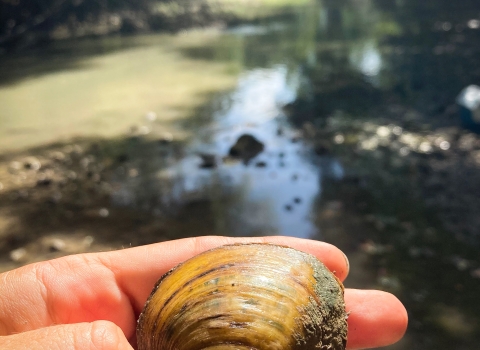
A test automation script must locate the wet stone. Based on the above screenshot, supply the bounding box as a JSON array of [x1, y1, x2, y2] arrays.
[[8, 161, 22, 173], [10, 248, 28, 263], [83, 236, 94, 247], [51, 151, 66, 162], [158, 133, 174, 145], [99, 208, 110, 218], [23, 157, 41, 171], [229, 134, 265, 164], [37, 177, 53, 187], [67, 171, 78, 180], [198, 154, 218, 169], [48, 238, 67, 252]]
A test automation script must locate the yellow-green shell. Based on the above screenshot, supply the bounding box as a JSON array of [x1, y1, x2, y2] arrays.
[[137, 243, 347, 350]]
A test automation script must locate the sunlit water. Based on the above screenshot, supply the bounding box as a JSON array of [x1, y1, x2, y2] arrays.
[[113, 66, 343, 238]]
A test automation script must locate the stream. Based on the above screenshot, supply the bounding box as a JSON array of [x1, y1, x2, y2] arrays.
[[1, 1, 480, 349]]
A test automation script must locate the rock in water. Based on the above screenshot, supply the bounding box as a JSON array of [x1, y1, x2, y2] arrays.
[[229, 134, 265, 164], [198, 153, 218, 169]]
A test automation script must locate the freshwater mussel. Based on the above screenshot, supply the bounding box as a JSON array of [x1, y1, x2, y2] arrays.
[[137, 243, 347, 350]]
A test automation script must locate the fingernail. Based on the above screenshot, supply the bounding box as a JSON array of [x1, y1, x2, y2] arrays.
[[342, 251, 350, 275]]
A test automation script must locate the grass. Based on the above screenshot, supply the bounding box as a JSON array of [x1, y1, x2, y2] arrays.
[[153, 0, 313, 23]]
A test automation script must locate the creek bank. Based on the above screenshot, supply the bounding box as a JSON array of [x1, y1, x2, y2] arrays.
[[0, 0, 306, 52]]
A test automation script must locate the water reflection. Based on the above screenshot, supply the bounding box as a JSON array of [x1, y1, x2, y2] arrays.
[[350, 41, 383, 84], [113, 65, 343, 238]]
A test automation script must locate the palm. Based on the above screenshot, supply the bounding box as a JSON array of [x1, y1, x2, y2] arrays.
[[0, 236, 407, 349]]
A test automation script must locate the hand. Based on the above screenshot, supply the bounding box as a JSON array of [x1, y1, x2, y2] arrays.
[[0, 236, 407, 349]]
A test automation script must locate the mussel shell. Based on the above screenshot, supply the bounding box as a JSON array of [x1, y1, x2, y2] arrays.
[[137, 243, 347, 350]]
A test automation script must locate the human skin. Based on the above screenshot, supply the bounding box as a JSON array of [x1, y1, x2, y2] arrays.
[[0, 236, 408, 350]]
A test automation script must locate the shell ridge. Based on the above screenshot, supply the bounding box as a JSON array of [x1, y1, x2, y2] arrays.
[[137, 244, 347, 350]]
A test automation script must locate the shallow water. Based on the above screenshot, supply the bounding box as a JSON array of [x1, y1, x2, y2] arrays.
[[1, 0, 480, 349], [119, 65, 343, 238]]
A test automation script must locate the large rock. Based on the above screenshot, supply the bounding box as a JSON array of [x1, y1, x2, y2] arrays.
[[228, 134, 265, 164]]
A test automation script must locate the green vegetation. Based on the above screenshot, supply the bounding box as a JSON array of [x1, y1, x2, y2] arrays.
[[0, 0, 314, 50], [213, 0, 313, 19]]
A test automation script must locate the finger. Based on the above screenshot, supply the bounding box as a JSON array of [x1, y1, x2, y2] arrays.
[[0, 236, 348, 338], [345, 289, 408, 349], [105, 236, 350, 313], [0, 320, 133, 350]]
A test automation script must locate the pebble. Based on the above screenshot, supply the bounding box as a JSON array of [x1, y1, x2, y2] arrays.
[[471, 268, 480, 279], [10, 248, 28, 262], [83, 236, 94, 247], [146, 111, 157, 121], [334, 134, 345, 144], [138, 126, 151, 135], [392, 126, 403, 136], [37, 178, 53, 187], [467, 19, 480, 29], [439, 141, 451, 150], [378, 275, 401, 290], [360, 241, 392, 255], [51, 191, 62, 203], [23, 157, 41, 171], [198, 154, 217, 169], [8, 161, 22, 173], [51, 151, 66, 162], [67, 171, 78, 180], [376, 126, 391, 138], [451, 256, 471, 271], [48, 238, 67, 252], [80, 156, 94, 169], [99, 208, 110, 218], [159, 133, 174, 145]]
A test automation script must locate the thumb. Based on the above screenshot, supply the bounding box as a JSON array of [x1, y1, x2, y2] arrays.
[[0, 320, 134, 350]]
